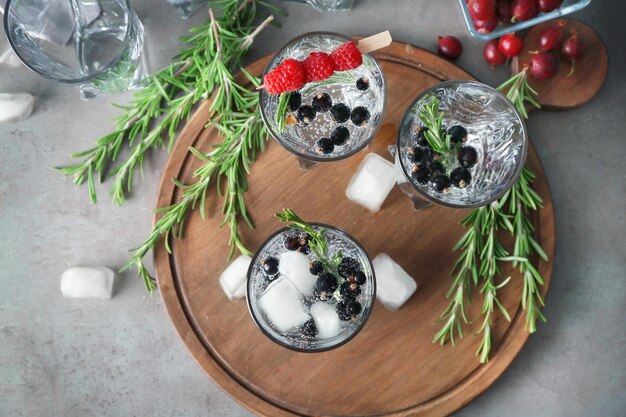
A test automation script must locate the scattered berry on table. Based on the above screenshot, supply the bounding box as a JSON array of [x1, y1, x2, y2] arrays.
[[530, 51, 559, 79], [309, 261, 324, 275], [316, 272, 338, 293], [288, 91, 302, 112], [330, 103, 351, 123], [498, 33, 524, 57], [261, 256, 279, 276], [338, 257, 360, 278], [512, 0, 538, 22], [356, 77, 370, 91], [312, 93, 333, 113], [296, 105, 316, 125], [458, 146, 478, 168], [538, 23, 564, 52], [350, 106, 370, 127], [412, 163, 432, 184], [448, 125, 468, 143], [300, 319, 318, 337], [336, 301, 352, 321], [331, 126, 350, 146], [348, 270, 366, 285], [429, 161, 445, 175], [409, 146, 431, 164], [437, 35, 463, 60], [304, 52, 335, 83], [450, 167, 472, 188], [346, 300, 362, 317], [432, 174, 451, 192], [484, 38, 507, 68], [316, 138, 334, 155], [264, 58, 306, 95], [562, 30, 586, 77], [330, 41, 363, 71], [284, 234, 301, 251]]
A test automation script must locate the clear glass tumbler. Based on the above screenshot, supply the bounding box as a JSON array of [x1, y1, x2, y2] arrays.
[[4, 0, 145, 99], [246, 224, 375, 352], [394, 80, 528, 210], [259, 31, 387, 169], [285, 0, 355, 11]]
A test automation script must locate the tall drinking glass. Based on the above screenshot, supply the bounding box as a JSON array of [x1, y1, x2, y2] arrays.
[[394, 81, 528, 209], [259, 32, 386, 169], [4, 0, 145, 99]]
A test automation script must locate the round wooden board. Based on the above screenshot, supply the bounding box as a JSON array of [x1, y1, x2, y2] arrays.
[[512, 19, 608, 110], [154, 41, 555, 417]]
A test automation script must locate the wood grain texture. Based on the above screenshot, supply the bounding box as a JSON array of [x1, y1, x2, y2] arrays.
[[512, 19, 608, 110], [153, 41, 555, 417]]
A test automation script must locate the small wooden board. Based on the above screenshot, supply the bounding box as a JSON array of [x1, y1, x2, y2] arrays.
[[154, 42, 556, 416]]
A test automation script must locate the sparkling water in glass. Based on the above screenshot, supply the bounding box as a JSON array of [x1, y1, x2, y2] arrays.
[[285, 0, 355, 10], [246, 224, 375, 352], [260, 32, 386, 166], [395, 81, 528, 209], [4, 0, 145, 98]]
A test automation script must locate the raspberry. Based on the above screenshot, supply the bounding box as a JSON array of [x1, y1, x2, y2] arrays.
[[264, 58, 306, 95], [330, 41, 363, 71], [303, 52, 335, 83]]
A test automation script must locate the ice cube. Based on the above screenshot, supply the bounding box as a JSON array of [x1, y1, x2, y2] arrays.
[[346, 153, 396, 212], [60, 267, 115, 300], [372, 253, 417, 311], [219, 255, 251, 301], [259, 278, 310, 333], [279, 251, 316, 296], [0, 93, 34, 123], [310, 302, 341, 339]]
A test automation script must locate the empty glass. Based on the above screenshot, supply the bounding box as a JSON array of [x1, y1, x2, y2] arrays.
[[4, 0, 145, 98], [259, 32, 386, 169], [246, 224, 375, 352], [394, 81, 528, 210]]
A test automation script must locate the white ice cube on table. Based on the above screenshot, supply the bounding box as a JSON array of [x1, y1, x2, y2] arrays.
[[219, 255, 251, 301], [61, 267, 115, 300], [259, 278, 310, 333], [372, 253, 417, 311], [346, 153, 397, 213], [310, 302, 341, 339], [0, 93, 34, 123], [279, 251, 316, 297]]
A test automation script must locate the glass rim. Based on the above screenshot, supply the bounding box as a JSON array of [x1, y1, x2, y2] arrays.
[[259, 31, 387, 163], [396, 80, 529, 209], [3, 0, 136, 84], [245, 222, 376, 353]]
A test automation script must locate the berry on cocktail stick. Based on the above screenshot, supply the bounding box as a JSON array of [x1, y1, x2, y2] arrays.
[[437, 36, 463, 60], [264, 58, 306, 94], [530, 51, 559, 79], [330, 103, 351, 123], [316, 138, 334, 154], [303, 52, 335, 83], [450, 167, 472, 188], [330, 41, 363, 71], [562, 29, 586, 77], [312, 93, 333, 113], [458, 146, 478, 167]]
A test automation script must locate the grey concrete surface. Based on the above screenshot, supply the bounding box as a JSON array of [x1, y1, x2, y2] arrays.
[[1, 1, 625, 416]]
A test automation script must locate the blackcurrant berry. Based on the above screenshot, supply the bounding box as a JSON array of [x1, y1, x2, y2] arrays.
[[336, 302, 352, 321], [356, 77, 370, 91], [312, 93, 332, 113], [338, 257, 360, 278], [296, 105, 316, 125], [300, 319, 317, 337], [429, 161, 445, 175], [409, 146, 431, 164], [331, 126, 350, 146], [330, 103, 351, 123], [458, 146, 478, 168], [284, 234, 301, 251], [416, 126, 430, 147], [350, 106, 370, 126], [432, 174, 451, 192], [288, 91, 302, 112], [411, 163, 431, 184], [340, 281, 361, 300], [316, 272, 338, 293], [450, 167, 472, 188], [309, 261, 324, 275], [448, 125, 467, 143], [261, 256, 279, 276], [316, 138, 334, 155], [346, 300, 362, 316]]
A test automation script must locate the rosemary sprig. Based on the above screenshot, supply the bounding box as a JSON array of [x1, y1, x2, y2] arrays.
[[275, 208, 330, 261], [275, 92, 291, 133], [497, 67, 541, 119], [56, 0, 277, 205], [418, 96, 451, 153], [435, 167, 548, 362], [301, 72, 357, 95]]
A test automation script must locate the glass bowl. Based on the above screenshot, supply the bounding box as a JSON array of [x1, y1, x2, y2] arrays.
[[246, 224, 376, 352]]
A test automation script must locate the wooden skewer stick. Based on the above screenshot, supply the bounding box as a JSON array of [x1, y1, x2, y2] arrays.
[[357, 30, 393, 54]]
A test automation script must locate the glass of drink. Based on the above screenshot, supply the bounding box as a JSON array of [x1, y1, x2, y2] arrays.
[[394, 80, 528, 209], [259, 31, 387, 169], [3, 0, 145, 99], [246, 224, 376, 352]]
